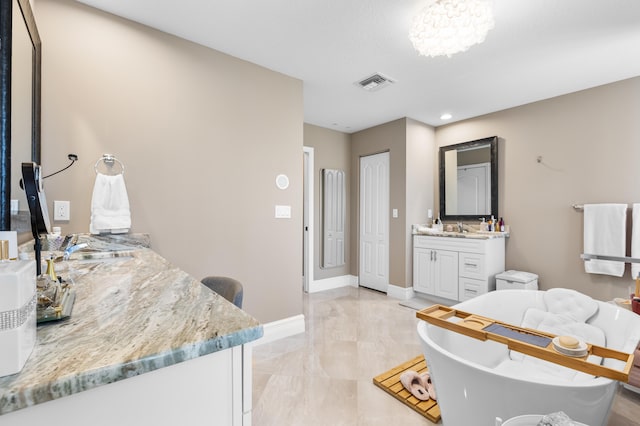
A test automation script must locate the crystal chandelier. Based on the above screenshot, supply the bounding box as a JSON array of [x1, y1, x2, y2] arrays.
[[409, 0, 495, 58]]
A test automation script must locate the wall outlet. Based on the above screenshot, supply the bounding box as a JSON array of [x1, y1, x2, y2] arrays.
[[54, 200, 70, 221]]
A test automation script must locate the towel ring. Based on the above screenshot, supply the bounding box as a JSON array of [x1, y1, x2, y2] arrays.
[[94, 154, 125, 176]]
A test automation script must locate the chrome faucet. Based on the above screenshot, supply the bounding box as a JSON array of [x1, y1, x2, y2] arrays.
[[63, 242, 88, 260]]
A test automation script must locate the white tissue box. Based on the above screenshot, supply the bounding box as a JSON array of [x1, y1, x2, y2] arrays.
[[0, 260, 36, 377]]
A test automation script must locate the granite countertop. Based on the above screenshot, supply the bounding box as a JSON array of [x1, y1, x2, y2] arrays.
[[411, 223, 510, 240], [0, 234, 263, 416], [412, 230, 509, 239]]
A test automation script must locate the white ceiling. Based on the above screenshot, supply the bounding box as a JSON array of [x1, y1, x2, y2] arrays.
[[75, 0, 640, 133]]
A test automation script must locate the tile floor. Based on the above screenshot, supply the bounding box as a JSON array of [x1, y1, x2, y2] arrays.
[[252, 286, 640, 426]]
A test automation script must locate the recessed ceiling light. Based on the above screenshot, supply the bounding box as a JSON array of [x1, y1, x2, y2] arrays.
[[440, 113, 453, 120]]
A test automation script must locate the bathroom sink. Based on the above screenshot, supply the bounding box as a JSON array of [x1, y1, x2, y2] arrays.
[[57, 234, 144, 262], [440, 231, 466, 237], [70, 250, 134, 263], [441, 231, 489, 239], [413, 230, 489, 239]]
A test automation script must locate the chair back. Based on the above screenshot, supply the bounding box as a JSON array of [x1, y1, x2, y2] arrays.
[[201, 276, 243, 309]]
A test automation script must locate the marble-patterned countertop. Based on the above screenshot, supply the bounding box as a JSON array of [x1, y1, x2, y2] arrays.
[[0, 234, 263, 416], [412, 230, 509, 239], [412, 223, 509, 239]]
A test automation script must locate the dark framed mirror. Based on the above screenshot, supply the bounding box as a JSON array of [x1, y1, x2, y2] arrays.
[[439, 136, 498, 221], [0, 0, 41, 234]]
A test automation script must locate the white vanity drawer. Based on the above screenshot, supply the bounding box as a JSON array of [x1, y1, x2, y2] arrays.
[[459, 252, 485, 279], [459, 277, 487, 301]]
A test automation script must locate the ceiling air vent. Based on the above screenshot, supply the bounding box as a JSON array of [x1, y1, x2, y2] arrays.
[[355, 73, 396, 92]]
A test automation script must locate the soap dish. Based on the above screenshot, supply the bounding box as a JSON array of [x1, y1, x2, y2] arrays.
[[552, 336, 588, 357]]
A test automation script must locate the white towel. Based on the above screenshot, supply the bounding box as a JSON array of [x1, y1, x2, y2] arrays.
[[632, 204, 640, 280], [90, 173, 131, 234], [583, 203, 626, 276]]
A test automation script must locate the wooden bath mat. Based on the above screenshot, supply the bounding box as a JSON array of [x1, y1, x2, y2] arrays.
[[373, 355, 441, 423]]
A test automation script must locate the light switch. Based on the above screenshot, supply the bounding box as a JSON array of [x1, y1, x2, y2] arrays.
[[275, 205, 291, 219], [392, 208, 398, 218]]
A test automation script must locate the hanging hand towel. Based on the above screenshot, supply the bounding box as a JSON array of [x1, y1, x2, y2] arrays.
[[632, 204, 640, 281], [90, 173, 131, 234], [583, 203, 626, 276]]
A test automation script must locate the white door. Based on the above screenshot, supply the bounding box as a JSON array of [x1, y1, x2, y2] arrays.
[[457, 163, 490, 215], [359, 152, 389, 292]]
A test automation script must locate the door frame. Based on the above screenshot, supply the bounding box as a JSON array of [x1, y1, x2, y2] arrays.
[[303, 146, 314, 293]]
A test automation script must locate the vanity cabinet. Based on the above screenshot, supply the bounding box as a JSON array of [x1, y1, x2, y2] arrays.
[[413, 235, 505, 302], [413, 247, 459, 299]]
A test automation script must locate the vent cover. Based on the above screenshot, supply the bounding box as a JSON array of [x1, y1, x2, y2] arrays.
[[355, 73, 396, 91]]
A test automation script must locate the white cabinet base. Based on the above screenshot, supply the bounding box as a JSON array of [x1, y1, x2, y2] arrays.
[[413, 235, 505, 302], [1, 345, 251, 426]]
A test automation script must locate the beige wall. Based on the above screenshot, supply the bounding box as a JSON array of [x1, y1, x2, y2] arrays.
[[351, 119, 406, 287], [350, 118, 435, 289], [436, 76, 640, 301], [36, 0, 303, 323], [303, 124, 351, 281], [405, 119, 436, 286], [33, 0, 639, 315]]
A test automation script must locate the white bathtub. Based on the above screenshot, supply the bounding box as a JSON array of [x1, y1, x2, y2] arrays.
[[417, 289, 640, 426]]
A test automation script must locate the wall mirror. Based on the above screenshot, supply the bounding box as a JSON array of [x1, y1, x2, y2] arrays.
[[322, 169, 345, 268], [0, 0, 41, 234], [439, 136, 498, 221]]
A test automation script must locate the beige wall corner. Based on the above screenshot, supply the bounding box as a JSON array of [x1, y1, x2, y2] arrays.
[[303, 124, 351, 281], [405, 119, 436, 287], [350, 118, 435, 289], [435, 76, 640, 302], [35, 0, 303, 323]]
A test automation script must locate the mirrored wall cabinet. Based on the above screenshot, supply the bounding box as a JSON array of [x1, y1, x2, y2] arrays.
[[439, 136, 498, 221]]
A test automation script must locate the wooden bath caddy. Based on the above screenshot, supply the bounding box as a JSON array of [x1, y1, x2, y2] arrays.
[[416, 304, 634, 383]]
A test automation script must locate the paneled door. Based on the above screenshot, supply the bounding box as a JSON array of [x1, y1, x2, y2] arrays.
[[323, 169, 346, 268], [359, 152, 389, 292]]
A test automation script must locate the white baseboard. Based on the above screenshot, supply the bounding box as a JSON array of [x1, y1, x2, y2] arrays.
[[308, 274, 358, 293], [387, 284, 415, 300], [251, 314, 306, 347]]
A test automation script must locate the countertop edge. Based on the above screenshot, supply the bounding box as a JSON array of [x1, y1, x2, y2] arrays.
[[0, 324, 263, 416]]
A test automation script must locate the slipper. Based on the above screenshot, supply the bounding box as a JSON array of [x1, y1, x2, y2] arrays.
[[420, 372, 436, 401], [400, 370, 430, 401]]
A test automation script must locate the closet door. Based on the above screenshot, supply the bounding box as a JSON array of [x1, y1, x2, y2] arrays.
[[359, 152, 389, 293]]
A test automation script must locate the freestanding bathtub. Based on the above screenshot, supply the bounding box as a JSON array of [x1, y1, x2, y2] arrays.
[[417, 289, 640, 426]]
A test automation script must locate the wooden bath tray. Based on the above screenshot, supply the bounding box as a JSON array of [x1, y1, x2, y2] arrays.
[[416, 304, 634, 383]]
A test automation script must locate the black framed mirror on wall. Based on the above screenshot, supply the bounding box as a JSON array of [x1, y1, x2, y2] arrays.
[[439, 136, 498, 222], [0, 0, 41, 234]]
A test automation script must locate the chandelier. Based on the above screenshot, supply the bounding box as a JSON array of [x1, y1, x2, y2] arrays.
[[409, 0, 495, 58]]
